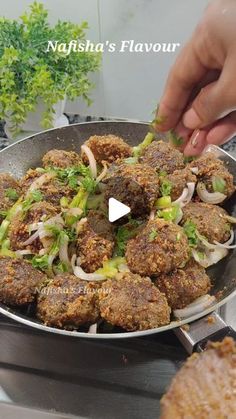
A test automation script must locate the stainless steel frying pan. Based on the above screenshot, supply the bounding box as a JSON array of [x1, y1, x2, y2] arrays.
[[0, 121, 236, 352]]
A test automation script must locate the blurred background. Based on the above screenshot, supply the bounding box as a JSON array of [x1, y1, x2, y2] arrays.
[[1, 0, 209, 122]]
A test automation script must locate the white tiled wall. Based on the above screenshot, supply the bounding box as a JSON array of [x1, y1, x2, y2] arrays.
[[1, 0, 209, 120]]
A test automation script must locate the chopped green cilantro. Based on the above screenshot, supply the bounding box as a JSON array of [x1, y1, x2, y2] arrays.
[[168, 130, 184, 147], [160, 179, 172, 197], [5, 188, 19, 201], [149, 228, 158, 242], [212, 176, 226, 194], [183, 220, 198, 248]]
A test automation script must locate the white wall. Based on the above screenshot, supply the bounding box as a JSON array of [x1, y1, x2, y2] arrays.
[[0, 0, 209, 121]]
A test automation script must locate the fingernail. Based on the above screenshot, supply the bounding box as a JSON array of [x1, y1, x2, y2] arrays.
[[183, 108, 202, 129], [190, 129, 200, 148]]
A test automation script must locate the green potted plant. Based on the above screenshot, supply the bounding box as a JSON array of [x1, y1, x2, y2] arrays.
[[0, 1, 101, 139]]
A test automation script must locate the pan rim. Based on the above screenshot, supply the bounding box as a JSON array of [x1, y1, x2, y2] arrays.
[[0, 120, 235, 338]]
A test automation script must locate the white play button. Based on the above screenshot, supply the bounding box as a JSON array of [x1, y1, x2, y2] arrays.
[[108, 198, 131, 222]]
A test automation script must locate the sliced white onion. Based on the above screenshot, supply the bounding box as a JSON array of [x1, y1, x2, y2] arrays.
[[28, 222, 43, 233], [26, 172, 56, 196], [175, 207, 183, 224], [118, 263, 130, 273], [213, 230, 236, 249], [190, 167, 199, 175], [59, 234, 70, 265], [39, 249, 47, 256], [88, 323, 98, 334], [197, 230, 236, 250], [173, 182, 195, 208], [15, 249, 33, 257], [76, 217, 87, 234], [196, 182, 226, 204], [149, 210, 155, 221], [96, 163, 108, 183], [224, 214, 236, 224], [73, 266, 105, 281], [22, 228, 43, 245], [174, 294, 216, 318], [173, 187, 188, 205], [81, 144, 97, 179], [192, 247, 228, 268]]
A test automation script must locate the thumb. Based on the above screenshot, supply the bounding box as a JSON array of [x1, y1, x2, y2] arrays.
[[183, 60, 236, 130]]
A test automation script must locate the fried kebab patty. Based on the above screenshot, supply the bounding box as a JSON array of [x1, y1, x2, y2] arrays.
[[0, 257, 46, 306], [140, 140, 185, 174], [0, 173, 21, 222], [9, 201, 57, 253], [181, 202, 231, 243], [20, 169, 76, 211], [161, 337, 236, 419], [155, 259, 211, 309], [77, 210, 115, 273], [189, 152, 235, 199], [126, 219, 190, 276], [42, 149, 81, 169], [98, 272, 170, 331], [82, 134, 132, 165], [104, 163, 160, 217], [37, 273, 100, 328]]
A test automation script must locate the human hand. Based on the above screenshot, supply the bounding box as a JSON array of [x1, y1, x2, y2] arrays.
[[156, 0, 236, 156]]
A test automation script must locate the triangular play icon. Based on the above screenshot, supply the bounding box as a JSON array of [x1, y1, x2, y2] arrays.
[[108, 197, 131, 222]]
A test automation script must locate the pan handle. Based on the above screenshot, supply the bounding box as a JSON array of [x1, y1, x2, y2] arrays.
[[175, 311, 236, 354]]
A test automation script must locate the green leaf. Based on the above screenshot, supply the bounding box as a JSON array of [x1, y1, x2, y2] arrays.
[[160, 179, 172, 197], [5, 188, 19, 201], [149, 228, 158, 242], [168, 130, 184, 147], [183, 220, 198, 248], [31, 254, 49, 270], [212, 176, 226, 194]]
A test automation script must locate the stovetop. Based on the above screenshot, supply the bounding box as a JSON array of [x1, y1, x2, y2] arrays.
[[0, 315, 186, 419]]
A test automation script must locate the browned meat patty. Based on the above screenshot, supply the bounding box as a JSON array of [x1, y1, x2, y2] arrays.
[[104, 163, 160, 217], [37, 273, 100, 328], [0, 173, 21, 221], [42, 149, 81, 169], [181, 202, 231, 243], [0, 257, 46, 306], [9, 201, 57, 253], [155, 259, 211, 309], [98, 272, 170, 331], [20, 169, 76, 210], [189, 152, 235, 199], [140, 140, 185, 174], [161, 337, 236, 419], [126, 219, 190, 276], [82, 134, 132, 164], [77, 211, 115, 273], [166, 168, 197, 201]]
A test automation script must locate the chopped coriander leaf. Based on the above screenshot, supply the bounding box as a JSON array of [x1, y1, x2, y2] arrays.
[[212, 176, 226, 194], [31, 254, 50, 270], [159, 170, 167, 177], [160, 179, 172, 197], [55, 261, 70, 273], [168, 130, 184, 147], [22, 190, 43, 212], [81, 176, 97, 193], [96, 257, 126, 278], [183, 220, 198, 248], [149, 228, 158, 242], [5, 188, 19, 201], [196, 251, 205, 260], [184, 156, 196, 164], [116, 226, 132, 256], [115, 220, 141, 256]]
